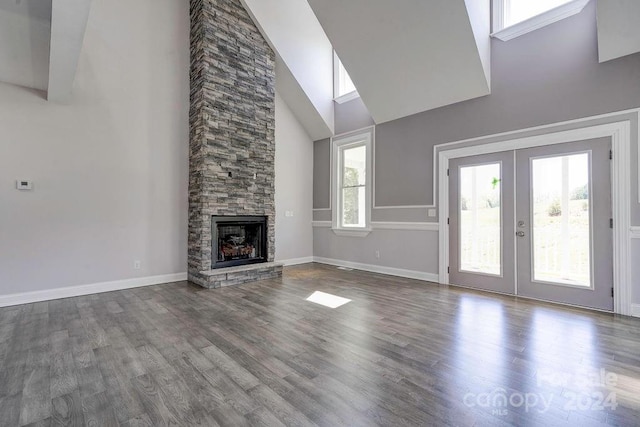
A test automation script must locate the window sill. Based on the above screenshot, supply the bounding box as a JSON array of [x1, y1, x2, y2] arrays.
[[331, 228, 372, 238], [491, 0, 589, 42], [334, 91, 360, 104]]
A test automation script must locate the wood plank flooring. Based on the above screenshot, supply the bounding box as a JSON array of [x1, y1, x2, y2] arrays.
[[1, 263, 639, 426]]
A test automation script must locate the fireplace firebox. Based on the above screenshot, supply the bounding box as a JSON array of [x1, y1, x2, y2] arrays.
[[211, 216, 267, 269]]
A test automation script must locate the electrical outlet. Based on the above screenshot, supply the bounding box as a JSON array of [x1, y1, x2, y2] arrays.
[[428, 209, 436, 217], [375, 250, 380, 259], [134, 260, 141, 270]]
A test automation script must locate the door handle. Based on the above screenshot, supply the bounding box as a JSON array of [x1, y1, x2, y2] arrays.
[[516, 231, 525, 237]]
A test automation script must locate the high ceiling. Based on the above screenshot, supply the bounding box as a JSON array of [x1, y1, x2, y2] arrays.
[[0, 0, 639, 128], [307, 0, 491, 124], [246, 0, 640, 137]]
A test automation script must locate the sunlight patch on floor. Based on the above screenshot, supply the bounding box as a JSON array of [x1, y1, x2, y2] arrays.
[[306, 291, 352, 308]]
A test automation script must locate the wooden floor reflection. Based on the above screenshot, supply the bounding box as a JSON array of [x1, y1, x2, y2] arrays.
[[0, 263, 639, 426]]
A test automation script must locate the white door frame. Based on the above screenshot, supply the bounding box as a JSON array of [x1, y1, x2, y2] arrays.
[[438, 120, 632, 315]]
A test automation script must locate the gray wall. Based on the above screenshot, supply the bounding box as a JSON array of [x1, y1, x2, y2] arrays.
[[313, 1, 640, 297], [334, 96, 374, 135], [313, 227, 439, 275], [313, 138, 331, 210]]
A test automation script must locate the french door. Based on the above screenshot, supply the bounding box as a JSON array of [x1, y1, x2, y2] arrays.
[[449, 139, 613, 311]]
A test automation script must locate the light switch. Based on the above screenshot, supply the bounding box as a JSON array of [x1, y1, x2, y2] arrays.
[[16, 180, 33, 190]]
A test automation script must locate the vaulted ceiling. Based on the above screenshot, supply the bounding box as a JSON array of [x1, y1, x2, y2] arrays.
[[245, 0, 640, 139], [1, 0, 639, 132], [307, 0, 492, 125]]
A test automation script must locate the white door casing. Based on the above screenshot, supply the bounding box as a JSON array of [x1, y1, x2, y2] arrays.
[[438, 120, 632, 315]]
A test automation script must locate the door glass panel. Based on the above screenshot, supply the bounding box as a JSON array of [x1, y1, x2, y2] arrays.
[[459, 163, 501, 275], [531, 153, 591, 286]]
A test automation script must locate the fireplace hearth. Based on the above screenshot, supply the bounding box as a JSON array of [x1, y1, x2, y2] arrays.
[[212, 216, 267, 269]]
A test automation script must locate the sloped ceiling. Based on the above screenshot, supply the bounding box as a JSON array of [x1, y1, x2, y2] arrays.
[[241, 0, 335, 140], [597, 0, 640, 63], [307, 0, 491, 124]]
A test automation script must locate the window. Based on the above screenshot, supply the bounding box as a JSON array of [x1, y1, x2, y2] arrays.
[[333, 51, 359, 103], [492, 0, 589, 41], [332, 129, 373, 236]]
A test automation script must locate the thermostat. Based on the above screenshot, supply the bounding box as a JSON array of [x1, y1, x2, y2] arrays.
[[16, 180, 33, 190]]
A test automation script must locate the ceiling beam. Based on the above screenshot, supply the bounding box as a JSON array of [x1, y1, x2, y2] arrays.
[[597, 0, 640, 63], [47, 0, 92, 103]]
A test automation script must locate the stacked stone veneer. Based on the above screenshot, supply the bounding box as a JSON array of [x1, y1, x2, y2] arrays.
[[188, 0, 281, 288]]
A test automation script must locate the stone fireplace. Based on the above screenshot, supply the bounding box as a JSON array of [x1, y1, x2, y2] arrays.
[[188, 0, 282, 288]]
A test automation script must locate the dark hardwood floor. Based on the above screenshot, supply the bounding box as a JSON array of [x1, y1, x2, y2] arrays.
[[1, 263, 639, 426]]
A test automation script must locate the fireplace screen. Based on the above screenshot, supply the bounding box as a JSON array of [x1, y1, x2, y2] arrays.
[[212, 216, 267, 269]]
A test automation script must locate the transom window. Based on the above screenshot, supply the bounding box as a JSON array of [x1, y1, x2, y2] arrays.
[[332, 129, 372, 236]]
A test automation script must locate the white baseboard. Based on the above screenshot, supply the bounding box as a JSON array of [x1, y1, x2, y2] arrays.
[[313, 256, 439, 283], [0, 272, 188, 308], [279, 256, 314, 266], [631, 304, 640, 318]]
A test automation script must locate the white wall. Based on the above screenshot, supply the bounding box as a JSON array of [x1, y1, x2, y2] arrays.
[[0, 0, 190, 297], [274, 91, 314, 263]]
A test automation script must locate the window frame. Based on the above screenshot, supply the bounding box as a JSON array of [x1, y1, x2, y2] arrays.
[[491, 0, 589, 41], [331, 128, 373, 237], [333, 51, 360, 104]]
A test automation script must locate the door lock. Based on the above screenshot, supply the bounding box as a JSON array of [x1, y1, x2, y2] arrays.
[[516, 231, 525, 237], [517, 220, 525, 228]]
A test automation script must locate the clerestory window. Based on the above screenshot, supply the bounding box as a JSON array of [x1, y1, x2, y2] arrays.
[[333, 51, 359, 103], [492, 0, 589, 41]]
